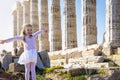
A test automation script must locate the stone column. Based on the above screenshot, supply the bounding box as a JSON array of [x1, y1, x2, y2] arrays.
[[104, 0, 120, 47], [81, 0, 97, 47], [63, 0, 77, 50], [39, 0, 49, 51], [30, 0, 39, 32], [16, 1, 23, 35], [16, 1, 24, 56], [30, 0, 39, 50], [49, 0, 62, 51], [12, 9, 17, 48], [22, 0, 30, 24]]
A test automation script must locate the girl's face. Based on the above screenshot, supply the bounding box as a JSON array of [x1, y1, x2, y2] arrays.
[[25, 26, 33, 35]]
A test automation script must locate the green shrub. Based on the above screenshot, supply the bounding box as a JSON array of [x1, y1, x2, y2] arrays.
[[44, 66, 64, 73], [62, 72, 71, 78], [98, 69, 108, 76]]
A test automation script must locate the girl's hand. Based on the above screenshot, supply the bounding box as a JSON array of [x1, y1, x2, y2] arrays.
[[0, 40, 6, 44]]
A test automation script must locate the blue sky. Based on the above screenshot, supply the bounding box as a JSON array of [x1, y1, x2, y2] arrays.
[[0, 0, 106, 51]]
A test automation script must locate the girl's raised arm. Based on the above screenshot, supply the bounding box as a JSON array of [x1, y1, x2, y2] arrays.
[[0, 36, 22, 44], [33, 29, 47, 37]]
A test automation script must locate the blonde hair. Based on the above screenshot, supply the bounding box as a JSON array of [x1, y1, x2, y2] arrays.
[[19, 24, 32, 47], [20, 23, 33, 42]]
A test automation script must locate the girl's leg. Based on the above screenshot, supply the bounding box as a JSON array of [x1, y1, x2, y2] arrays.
[[30, 62, 36, 80], [25, 63, 30, 80]]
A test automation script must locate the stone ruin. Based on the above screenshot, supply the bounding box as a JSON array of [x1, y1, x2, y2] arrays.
[[1, 0, 120, 79], [11, 0, 120, 67], [48, 44, 120, 80], [47, 0, 120, 72], [49, 44, 109, 68], [48, 43, 120, 68]]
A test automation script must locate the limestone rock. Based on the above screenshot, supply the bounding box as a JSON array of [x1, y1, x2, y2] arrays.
[[36, 53, 44, 69], [110, 55, 120, 66], [102, 46, 113, 56], [108, 70, 120, 80], [0, 72, 12, 80], [0, 62, 11, 80], [39, 51, 50, 68], [9, 63, 24, 72], [83, 49, 100, 57], [69, 68, 97, 77], [117, 47, 120, 54], [50, 59, 66, 67], [0, 54, 12, 69], [87, 76, 104, 80], [83, 56, 104, 63], [12, 56, 19, 63]]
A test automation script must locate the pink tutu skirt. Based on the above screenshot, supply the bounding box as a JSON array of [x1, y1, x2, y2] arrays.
[[18, 49, 37, 64]]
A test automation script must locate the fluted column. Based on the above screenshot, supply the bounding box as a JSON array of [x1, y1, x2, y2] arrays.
[[12, 9, 17, 48], [16, 1, 23, 35], [105, 0, 120, 47], [49, 0, 62, 51], [39, 0, 49, 51], [30, 0, 39, 32], [22, 0, 30, 24], [63, 0, 77, 50], [81, 0, 97, 46], [15, 1, 24, 56]]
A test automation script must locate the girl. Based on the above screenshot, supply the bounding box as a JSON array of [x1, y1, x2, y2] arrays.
[[0, 24, 47, 80]]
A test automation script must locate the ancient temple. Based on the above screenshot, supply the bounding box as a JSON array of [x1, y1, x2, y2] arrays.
[[12, 0, 120, 54]]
